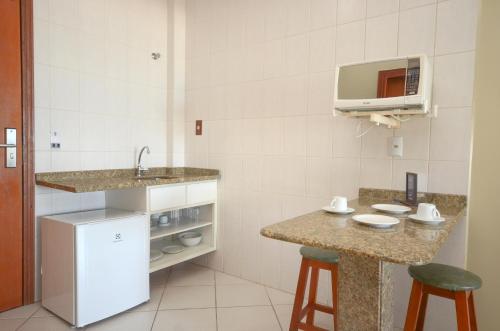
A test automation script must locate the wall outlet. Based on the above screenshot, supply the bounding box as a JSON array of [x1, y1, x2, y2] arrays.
[[389, 136, 403, 157], [50, 131, 61, 149]]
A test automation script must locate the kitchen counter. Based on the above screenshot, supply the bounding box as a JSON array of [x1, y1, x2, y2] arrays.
[[35, 167, 220, 193], [261, 188, 466, 265], [260, 188, 467, 331]]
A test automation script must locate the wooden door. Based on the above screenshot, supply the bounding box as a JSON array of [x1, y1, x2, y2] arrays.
[[377, 68, 407, 98], [0, 0, 24, 312]]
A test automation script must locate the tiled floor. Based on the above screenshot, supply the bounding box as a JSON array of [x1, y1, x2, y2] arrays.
[[0, 263, 334, 331]]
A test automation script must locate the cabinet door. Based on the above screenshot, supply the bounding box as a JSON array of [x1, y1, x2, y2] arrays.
[[187, 181, 217, 204], [149, 185, 186, 212]]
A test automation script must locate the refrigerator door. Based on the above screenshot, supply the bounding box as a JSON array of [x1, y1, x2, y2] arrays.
[[75, 214, 149, 327]]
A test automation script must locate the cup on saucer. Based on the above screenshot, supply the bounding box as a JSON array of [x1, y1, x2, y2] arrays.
[[158, 214, 171, 227], [330, 196, 348, 211], [408, 203, 444, 224]]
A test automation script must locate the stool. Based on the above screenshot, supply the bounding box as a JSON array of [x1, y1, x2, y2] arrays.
[[404, 263, 482, 331], [290, 246, 339, 331]]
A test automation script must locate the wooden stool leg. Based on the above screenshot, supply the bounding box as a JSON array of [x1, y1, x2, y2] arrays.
[[404, 280, 425, 331], [455, 291, 471, 331], [415, 292, 428, 331], [290, 258, 310, 331], [331, 264, 339, 331], [306, 266, 319, 325], [468, 292, 478, 331]]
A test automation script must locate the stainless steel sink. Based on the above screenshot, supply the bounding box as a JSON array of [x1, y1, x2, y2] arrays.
[[132, 175, 179, 181]]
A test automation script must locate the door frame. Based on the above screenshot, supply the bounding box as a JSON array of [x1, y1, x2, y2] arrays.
[[20, 0, 35, 305]]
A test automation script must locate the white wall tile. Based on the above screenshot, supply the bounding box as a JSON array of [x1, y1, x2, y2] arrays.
[[367, 0, 399, 17], [332, 157, 360, 199], [309, 28, 336, 73], [51, 110, 80, 151], [49, 23, 79, 70], [49, 0, 78, 28], [285, 34, 310, 76], [35, 64, 51, 109], [310, 0, 337, 29], [306, 157, 333, 198], [79, 113, 106, 152], [79, 32, 106, 75], [399, 0, 436, 11], [395, 117, 431, 160], [35, 108, 51, 151], [283, 75, 308, 116], [286, 0, 311, 36], [428, 161, 469, 194], [307, 71, 334, 114], [283, 116, 307, 156], [398, 4, 436, 56], [306, 115, 334, 157], [265, 0, 287, 41], [78, 0, 106, 35], [361, 123, 394, 159], [360, 158, 393, 189], [263, 40, 286, 79], [430, 108, 472, 161], [337, 0, 367, 25], [34, 0, 49, 20], [433, 52, 475, 108], [336, 21, 366, 65], [50, 67, 79, 111], [34, 19, 50, 65], [333, 117, 362, 158], [365, 13, 398, 60]]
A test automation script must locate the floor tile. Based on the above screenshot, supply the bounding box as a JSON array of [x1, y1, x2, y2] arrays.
[[18, 316, 74, 331], [168, 264, 215, 286], [129, 286, 164, 312], [0, 318, 26, 331], [150, 269, 169, 288], [215, 271, 252, 285], [152, 308, 216, 331], [0, 303, 39, 319], [274, 304, 333, 331], [266, 287, 296, 305], [216, 283, 271, 307], [159, 285, 215, 310], [86, 311, 155, 331], [32, 307, 54, 318], [217, 306, 281, 331]]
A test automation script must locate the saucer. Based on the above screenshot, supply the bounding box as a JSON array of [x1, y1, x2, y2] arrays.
[[371, 204, 411, 214], [161, 245, 185, 254], [150, 249, 163, 262], [408, 214, 445, 225], [322, 206, 355, 214], [352, 214, 400, 228]]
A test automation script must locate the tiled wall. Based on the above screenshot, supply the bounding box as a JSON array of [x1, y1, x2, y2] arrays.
[[183, 0, 478, 329], [33, 0, 168, 300]]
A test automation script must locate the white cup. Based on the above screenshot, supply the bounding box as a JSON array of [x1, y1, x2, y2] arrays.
[[330, 196, 348, 211], [416, 203, 441, 220], [159, 215, 170, 226]]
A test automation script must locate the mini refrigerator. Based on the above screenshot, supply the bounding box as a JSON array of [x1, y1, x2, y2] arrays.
[[41, 209, 149, 327]]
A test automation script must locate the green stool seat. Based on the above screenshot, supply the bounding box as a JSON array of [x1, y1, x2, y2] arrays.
[[300, 246, 339, 264], [408, 263, 482, 292]]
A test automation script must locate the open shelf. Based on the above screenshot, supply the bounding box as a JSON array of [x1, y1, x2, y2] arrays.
[[150, 219, 212, 240], [149, 239, 215, 273]]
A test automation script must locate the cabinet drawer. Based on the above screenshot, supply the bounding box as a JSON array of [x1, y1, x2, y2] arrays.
[[149, 185, 186, 211], [187, 181, 217, 204]]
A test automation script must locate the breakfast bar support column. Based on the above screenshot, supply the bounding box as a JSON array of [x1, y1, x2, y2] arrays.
[[338, 253, 394, 331]]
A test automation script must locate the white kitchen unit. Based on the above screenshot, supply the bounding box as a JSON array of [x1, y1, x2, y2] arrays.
[[41, 209, 149, 328], [106, 180, 218, 273]]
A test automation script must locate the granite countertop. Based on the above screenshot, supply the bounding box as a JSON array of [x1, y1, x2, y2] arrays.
[[261, 188, 467, 265], [35, 167, 220, 193]]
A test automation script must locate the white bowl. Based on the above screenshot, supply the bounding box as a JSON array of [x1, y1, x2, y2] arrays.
[[178, 231, 202, 247]]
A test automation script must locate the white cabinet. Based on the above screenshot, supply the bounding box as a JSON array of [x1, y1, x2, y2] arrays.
[[106, 180, 218, 273], [149, 185, 186, 212]]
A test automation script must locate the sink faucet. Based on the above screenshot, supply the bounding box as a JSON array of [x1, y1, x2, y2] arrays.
[[136, 146, 150, 177]]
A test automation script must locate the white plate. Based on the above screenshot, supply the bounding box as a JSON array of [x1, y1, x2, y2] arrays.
[[371, 204, 411, 214], [161, 245, 185, 254], [322, 206, 355, 214], [352, 214, 400, 228], [408, 214, 445, 225], [150, 249, 163, 262]]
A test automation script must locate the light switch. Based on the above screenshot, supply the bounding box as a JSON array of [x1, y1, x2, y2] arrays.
[[389, 136, 403, 157], [50, 131, 61, 149], [195, 120, 202, 135]]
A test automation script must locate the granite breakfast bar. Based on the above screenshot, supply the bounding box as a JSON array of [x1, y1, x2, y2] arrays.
[[261, 188, 467, 331]]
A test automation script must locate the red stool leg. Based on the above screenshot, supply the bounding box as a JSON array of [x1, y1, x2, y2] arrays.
[[290, 257, 310, 331], [306, 266, 319, 325], [455, 291, 471, 331], [331, 264, 339, 331], [404, 280, 425, 331], [415, 291, 428, 331], [468, 292, 478, 331]]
